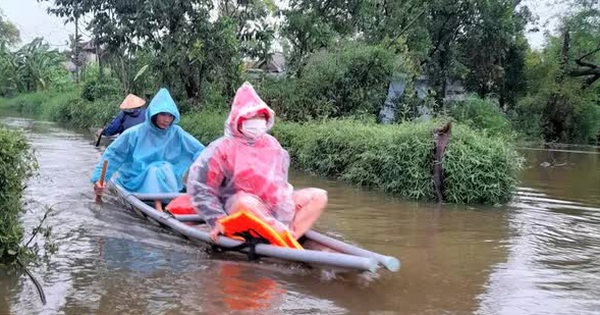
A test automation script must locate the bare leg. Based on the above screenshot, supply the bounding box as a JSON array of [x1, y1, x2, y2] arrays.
[[154, 200, 163, 212], [291, 188, 328, 238], [225, 192, 288, 232]]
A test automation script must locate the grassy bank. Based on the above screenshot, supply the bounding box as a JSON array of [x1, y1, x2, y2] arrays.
[[0, 127, 37, 262], [2, 91, 524, 205], [0, 89, 119, 130]]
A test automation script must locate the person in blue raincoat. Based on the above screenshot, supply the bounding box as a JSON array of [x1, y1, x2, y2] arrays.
[[91, 88, 205, 210]]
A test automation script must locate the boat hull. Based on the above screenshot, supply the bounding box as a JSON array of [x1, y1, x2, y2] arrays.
[[109, 180, 399, 273]]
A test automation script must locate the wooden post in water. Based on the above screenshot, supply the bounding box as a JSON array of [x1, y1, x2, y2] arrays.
[[433, 122, 452, 203], [95, 160, 108, 204]]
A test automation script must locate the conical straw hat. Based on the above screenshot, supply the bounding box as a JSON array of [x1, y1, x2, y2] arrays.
[[119, 94, 146, 109]]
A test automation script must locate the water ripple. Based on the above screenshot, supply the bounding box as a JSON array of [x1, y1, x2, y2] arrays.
[[478, 186, 600, 315]]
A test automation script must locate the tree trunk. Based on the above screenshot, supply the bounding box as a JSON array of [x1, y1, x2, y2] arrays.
[[435, 51, 449, 110], [120, 56, 129, 93], [557, 27, 570, 83], [75, 15, 79, 84], [181, 60, 200, 101], [433, 122, 452, 203]]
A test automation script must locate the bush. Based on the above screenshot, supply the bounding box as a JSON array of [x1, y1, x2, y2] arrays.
[[572, 100, 600, 145], [258, 42, 409, 121], [0, 128, 37, 261], [448, 95, 514, 138], [46, 64, 74, 92], [0, 91, 48, 115], [512, 81, 600, 144], [275, 119, 522, 204], [256, 77, 306, 121], [443, 124, 524, 204], [509, 94, 545, 141], [81, 75, 121, 102], [180, 111, 228, 145]]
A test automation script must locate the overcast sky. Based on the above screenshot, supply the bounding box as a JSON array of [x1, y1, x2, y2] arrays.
[[1, 0, 567, 51]]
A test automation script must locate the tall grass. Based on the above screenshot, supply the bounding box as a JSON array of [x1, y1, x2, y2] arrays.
[[0, 89, 121, 130], [179, 111, 227, 145], [275, 120, 523, 204]]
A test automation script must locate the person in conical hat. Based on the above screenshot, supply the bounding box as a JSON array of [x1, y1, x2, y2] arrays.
[[101, 94, 148, 137], [92, 88, 205, 210], [187, 82, 328, 241]]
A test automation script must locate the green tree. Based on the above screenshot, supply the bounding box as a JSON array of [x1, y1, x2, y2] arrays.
[[281, 0, 531, 111], [12, 38, 69, 92], [514, 0, 600, 143], [217, 0, 277, 61], [281, 0, 361, 74], [458, 1, 531, 109], [41, 0, 274, 103], [0, 47, 17, 96], [562, 2, 600, 88], [0, 10, 20, 47]]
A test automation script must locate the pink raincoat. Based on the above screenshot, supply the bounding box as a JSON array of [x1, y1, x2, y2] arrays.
[[186, 82, 295, 228]]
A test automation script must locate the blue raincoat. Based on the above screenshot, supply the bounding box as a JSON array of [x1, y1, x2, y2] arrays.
[[91, 88, 204, 193]]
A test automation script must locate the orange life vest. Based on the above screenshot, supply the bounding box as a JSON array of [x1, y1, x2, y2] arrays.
[[219, 210, 303, 250], [165, 195, 196, 215]]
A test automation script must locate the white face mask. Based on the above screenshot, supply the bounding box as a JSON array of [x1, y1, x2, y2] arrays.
[[241, 117, 268, 139]]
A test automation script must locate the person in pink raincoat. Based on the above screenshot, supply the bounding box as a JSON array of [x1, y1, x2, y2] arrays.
[[186, 82, 328, 241]]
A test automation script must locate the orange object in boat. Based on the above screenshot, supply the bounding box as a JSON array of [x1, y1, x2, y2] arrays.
[[219, 210, 303, 250], [165, 195, 196, 215]]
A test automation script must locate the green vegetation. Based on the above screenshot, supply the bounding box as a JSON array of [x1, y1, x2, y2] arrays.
[[180, 111, 227, 145], [0, 127, 37, 262], [0, 89, 118, 131], [276, 120, 522, 204], [257, 42, 412, 121], [510, 0, 600, 143], [448, 95, 514, 138], [0, 38, 71, 97]]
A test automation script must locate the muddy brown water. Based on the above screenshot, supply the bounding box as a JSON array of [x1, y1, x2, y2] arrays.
[[1, 115, 599, 315]]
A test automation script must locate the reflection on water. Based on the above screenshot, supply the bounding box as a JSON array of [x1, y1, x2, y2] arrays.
[[0, 268, 20, 315], [1, 114, 600, 314]]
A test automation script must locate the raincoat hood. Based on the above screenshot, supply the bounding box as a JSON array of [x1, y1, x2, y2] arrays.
[[146, 88, 181, 126], [225, 82, 275, 138]]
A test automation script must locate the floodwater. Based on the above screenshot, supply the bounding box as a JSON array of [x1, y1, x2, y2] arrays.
[[1, 115, 599, 315]]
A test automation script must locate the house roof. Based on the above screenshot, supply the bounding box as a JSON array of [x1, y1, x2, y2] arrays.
[[253, 52, 286, 73], [81, 40, 96, 52]]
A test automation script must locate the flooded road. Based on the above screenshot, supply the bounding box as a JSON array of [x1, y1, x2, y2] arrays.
[[1, 115, 599, 314]]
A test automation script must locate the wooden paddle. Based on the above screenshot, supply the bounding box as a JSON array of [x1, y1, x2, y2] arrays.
[[95, 160, 108, 204], [95, 117, 110, 147], [94, 130, 104, 147]]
